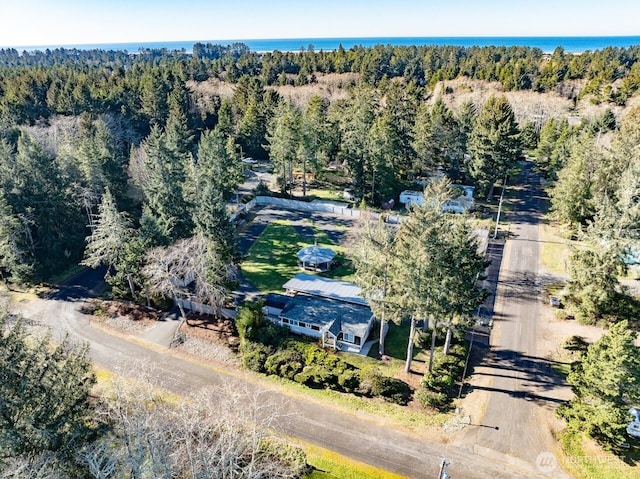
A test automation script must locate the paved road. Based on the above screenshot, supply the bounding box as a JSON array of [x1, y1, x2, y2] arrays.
[[461, 162, 571, 478], [13, 278, 552, 479], [9, 168, 573, 478]]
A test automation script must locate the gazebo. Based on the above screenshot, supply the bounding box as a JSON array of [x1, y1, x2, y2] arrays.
[[296, 245, 336, 272]]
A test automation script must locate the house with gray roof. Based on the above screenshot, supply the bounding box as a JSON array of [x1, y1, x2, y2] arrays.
[[282, 273, 367, 306], [271, 273, 375, 353]]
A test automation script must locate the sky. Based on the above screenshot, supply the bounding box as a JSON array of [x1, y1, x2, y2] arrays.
[[1, 0, 639, 48]]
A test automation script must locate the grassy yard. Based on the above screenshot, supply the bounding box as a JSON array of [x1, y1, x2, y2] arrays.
[[337, 322, 431, 379], [559, 431, 640, 479], [539, 223, 575, 274], [300, 441, 407, 479], [241, 220, 355, 292], [306, 187, 346, 203]]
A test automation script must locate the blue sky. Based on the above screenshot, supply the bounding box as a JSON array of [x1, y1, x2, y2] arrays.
[[2, 0, 639, 47]]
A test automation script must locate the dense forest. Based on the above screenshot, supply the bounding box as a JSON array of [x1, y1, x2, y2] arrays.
[[0, 41, 637, 293]]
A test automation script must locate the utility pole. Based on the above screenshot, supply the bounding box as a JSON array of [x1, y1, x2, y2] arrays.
[[493, 175, 507, 239], [438, 458, 450, 478], [458, 329, 476, 399]]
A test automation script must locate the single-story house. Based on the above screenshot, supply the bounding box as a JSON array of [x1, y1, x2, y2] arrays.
[[279, 294, 374, 353], [268, 273, 374, 353], [399, 185, 475, 213]]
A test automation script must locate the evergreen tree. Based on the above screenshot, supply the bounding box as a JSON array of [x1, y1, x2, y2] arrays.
[[300, 95, 331, 196], [381, 82, 416, 181], [139, 70, 169, 128], [369, 110, 400, 203], [0, 315, 96, 457], [110, 205, 170, 299], [392, 195, 448, 373], [438, 215, 488, 354], [549, 133, 599, 229], [266, 100, 301, 195], [468, 95, 521, 200], [336, 87, 376, 202], [0, 192, 33, 283], [559, 321, 640, 448], [193, 184, 236, 262], [11, 133, 85, 278], [195, 129, 242, 200], [352, 217, 397, 356], [238, 97, 267, 160], [413, 97, 465, 181], [139, 126, 192, 239], [411, 102, 434, 174], [564, 245, 622, 323], [81, 187, 132, 275], [216, 98, 236, 138]]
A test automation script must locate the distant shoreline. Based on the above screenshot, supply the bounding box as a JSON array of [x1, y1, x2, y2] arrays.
[[4, 36, 640, 55]]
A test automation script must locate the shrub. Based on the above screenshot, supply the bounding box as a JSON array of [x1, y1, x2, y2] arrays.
[[241, 342, 271, 373], [294, 364, 335, 388], [235, 301, 265, 342], [359, 367, 411, 405], [422, 372, 455, 393], [254, 322, 289, 347], [358, 366, 384, 397], [264, 350, 304, 380], [337, 370, 361, 393], [415, 389, 449, 410], [236, 301, 289, 347], [259, 438, 310, 476]]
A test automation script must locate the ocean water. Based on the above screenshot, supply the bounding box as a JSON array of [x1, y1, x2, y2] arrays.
[[7, 36, 640, 54]]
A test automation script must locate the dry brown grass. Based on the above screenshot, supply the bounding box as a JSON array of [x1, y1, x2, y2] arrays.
[[188, 72, 637, 127], [188, 72, 358, 108], [268, 74, 356, 108], [434, 77, 630, 126], [187, 78, 237, 100]]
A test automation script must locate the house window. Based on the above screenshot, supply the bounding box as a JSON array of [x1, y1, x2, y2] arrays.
[[290, 320, 299, 327], [342, 332, 355, 343], [311, 325, 320, 331], [282, 318, 289, 324], [299, 322, 307, 328]]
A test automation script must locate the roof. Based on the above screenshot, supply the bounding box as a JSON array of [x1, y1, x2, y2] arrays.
[[265, 293, 290, 309], [279, 294, 373, 338], [296, 245, 336, 264], [282, 273, 367, 306]]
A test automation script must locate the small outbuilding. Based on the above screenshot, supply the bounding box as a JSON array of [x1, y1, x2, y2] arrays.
[[296, 245, 336, 272]]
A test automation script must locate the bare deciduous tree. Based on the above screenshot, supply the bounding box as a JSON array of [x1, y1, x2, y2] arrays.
[[142, 234, 236, 320], [80, 372, 307, 479]]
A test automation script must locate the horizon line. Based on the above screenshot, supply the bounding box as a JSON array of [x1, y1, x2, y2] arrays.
[[3, 34, 640, 50]]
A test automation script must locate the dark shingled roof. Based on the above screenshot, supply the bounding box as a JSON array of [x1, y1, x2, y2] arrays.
[[279, 294, 373, 338]]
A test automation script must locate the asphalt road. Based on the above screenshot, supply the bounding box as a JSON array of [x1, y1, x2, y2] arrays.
[[14, 278, 552, 479], [461, 162, 571, 478], [9, 167, 572, 478]]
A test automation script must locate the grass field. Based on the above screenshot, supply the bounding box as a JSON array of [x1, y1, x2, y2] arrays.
[[539, 223, 575, 274], [300, 441, 407, 479], [241, 219, 355, 292], [559, 431, 640, 479]]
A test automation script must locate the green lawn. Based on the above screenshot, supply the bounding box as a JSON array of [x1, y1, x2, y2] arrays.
[[241, 220, 355, 293], [301, 441, 407, 479], [337, 322, 430, 378], [559, 431, 640, 479], [306, 187, 346, 203]]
